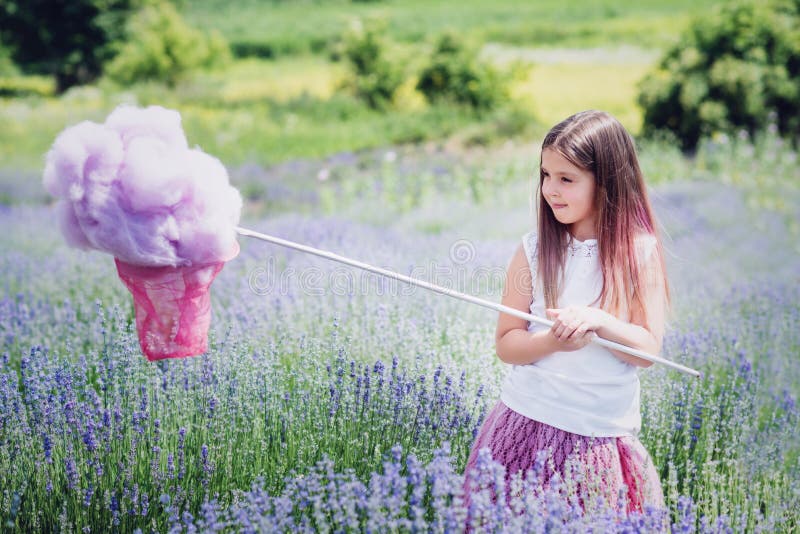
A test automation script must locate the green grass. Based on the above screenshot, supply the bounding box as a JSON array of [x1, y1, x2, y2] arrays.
[[0, 1, 726, 175], [0, 50, 657, 173], [183, 0, 719, 57], [511, 60, 653, 135], [196, 56, 345, 103], [0, 86, 531, 173]]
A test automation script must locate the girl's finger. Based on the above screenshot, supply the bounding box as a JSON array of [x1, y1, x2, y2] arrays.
[[569, 324, 587, 340], [559, 323, 575, 341], [552, 322, 565, 338], [553, 323, 567, 340]]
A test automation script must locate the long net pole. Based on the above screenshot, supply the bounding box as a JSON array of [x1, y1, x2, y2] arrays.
[[236, 226, 700, 377]]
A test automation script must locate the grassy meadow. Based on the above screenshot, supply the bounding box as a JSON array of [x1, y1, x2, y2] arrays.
[[183, 0, 710, 56], [1, 0, 799, 532], [0, 0, 720, 173]]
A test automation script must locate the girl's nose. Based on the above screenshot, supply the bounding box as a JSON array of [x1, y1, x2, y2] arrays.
[[542, 181, 557, 198]]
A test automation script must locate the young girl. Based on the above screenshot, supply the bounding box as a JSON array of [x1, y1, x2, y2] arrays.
[[464, 110, 667, 517]]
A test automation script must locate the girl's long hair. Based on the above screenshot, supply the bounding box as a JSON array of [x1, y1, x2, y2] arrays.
[[537, 110, 669, 327]]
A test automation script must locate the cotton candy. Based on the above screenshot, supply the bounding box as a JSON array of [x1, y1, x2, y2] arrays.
[[44, 105, 242, 360], [43, 104, 241, 267]]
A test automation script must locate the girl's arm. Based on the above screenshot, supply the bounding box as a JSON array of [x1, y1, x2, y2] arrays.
[[547, 251, 668, 368], [495, 244, 593, 365]]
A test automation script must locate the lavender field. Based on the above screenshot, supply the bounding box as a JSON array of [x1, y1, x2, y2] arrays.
[[1, 136, 799, 532]]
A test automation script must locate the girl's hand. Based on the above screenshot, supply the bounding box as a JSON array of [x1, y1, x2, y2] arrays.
[[546, 307, 611, 350], [548, 328, 595, 351]]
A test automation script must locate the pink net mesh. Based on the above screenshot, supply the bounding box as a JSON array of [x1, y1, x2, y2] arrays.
[[114, 245, 238, 361]]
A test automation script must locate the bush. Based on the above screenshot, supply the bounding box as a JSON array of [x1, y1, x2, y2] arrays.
[[638, 0, 800, 151], [341, 19, 404, 110], [106, 0, 231, 87], [0, 41, 18, 77], [0, 75, 54, 97], [0, 0, 135, 92], [416, 32, 508, 112]]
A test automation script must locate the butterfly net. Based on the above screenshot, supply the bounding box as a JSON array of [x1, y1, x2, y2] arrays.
[[115, 257, 229, 361]]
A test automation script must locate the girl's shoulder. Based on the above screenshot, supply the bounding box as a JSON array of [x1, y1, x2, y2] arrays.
[[521, 231, 538, 268], [521, 230, 538, 252]]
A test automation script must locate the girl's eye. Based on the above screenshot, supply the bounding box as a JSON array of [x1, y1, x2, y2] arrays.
[[561, 177, 572, 183]]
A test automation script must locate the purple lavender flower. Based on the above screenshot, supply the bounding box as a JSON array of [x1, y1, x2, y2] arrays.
[[673, 495, 697, 533], [42, 432, 52, 462], [201, 444, 212, 491], [177, 454, 187, 483], [65, 456, 79, 490], [83, 483, 94, 508], [82, 421, 98, 452]]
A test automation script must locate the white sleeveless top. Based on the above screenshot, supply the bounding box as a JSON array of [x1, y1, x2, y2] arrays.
[[499, 231, 653, 437]]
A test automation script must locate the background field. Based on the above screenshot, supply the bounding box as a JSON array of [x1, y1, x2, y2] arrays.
[[183, 0, 709, 55], [0, 0, 717, 172], [1, 0, 799, 532]]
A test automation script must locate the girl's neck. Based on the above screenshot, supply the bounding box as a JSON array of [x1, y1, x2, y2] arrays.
[[568, 229, 597, 242], [567, 220, 597, 243]]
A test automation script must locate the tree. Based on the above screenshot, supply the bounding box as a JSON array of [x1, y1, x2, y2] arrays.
[[416, 32, 507, 112], [638, 0, 800, 150], [341, 19, 403, 110], [105, 0, 230, 87], [0, 0, 136, 92]]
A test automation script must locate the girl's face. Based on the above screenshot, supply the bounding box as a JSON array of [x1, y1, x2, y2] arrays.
[[540, 148, 597, 241]]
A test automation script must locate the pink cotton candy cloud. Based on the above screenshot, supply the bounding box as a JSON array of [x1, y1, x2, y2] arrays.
[[43, 104, 242, 267]]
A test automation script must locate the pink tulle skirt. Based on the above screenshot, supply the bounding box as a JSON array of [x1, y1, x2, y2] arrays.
[[464, 401, 664, 515]]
